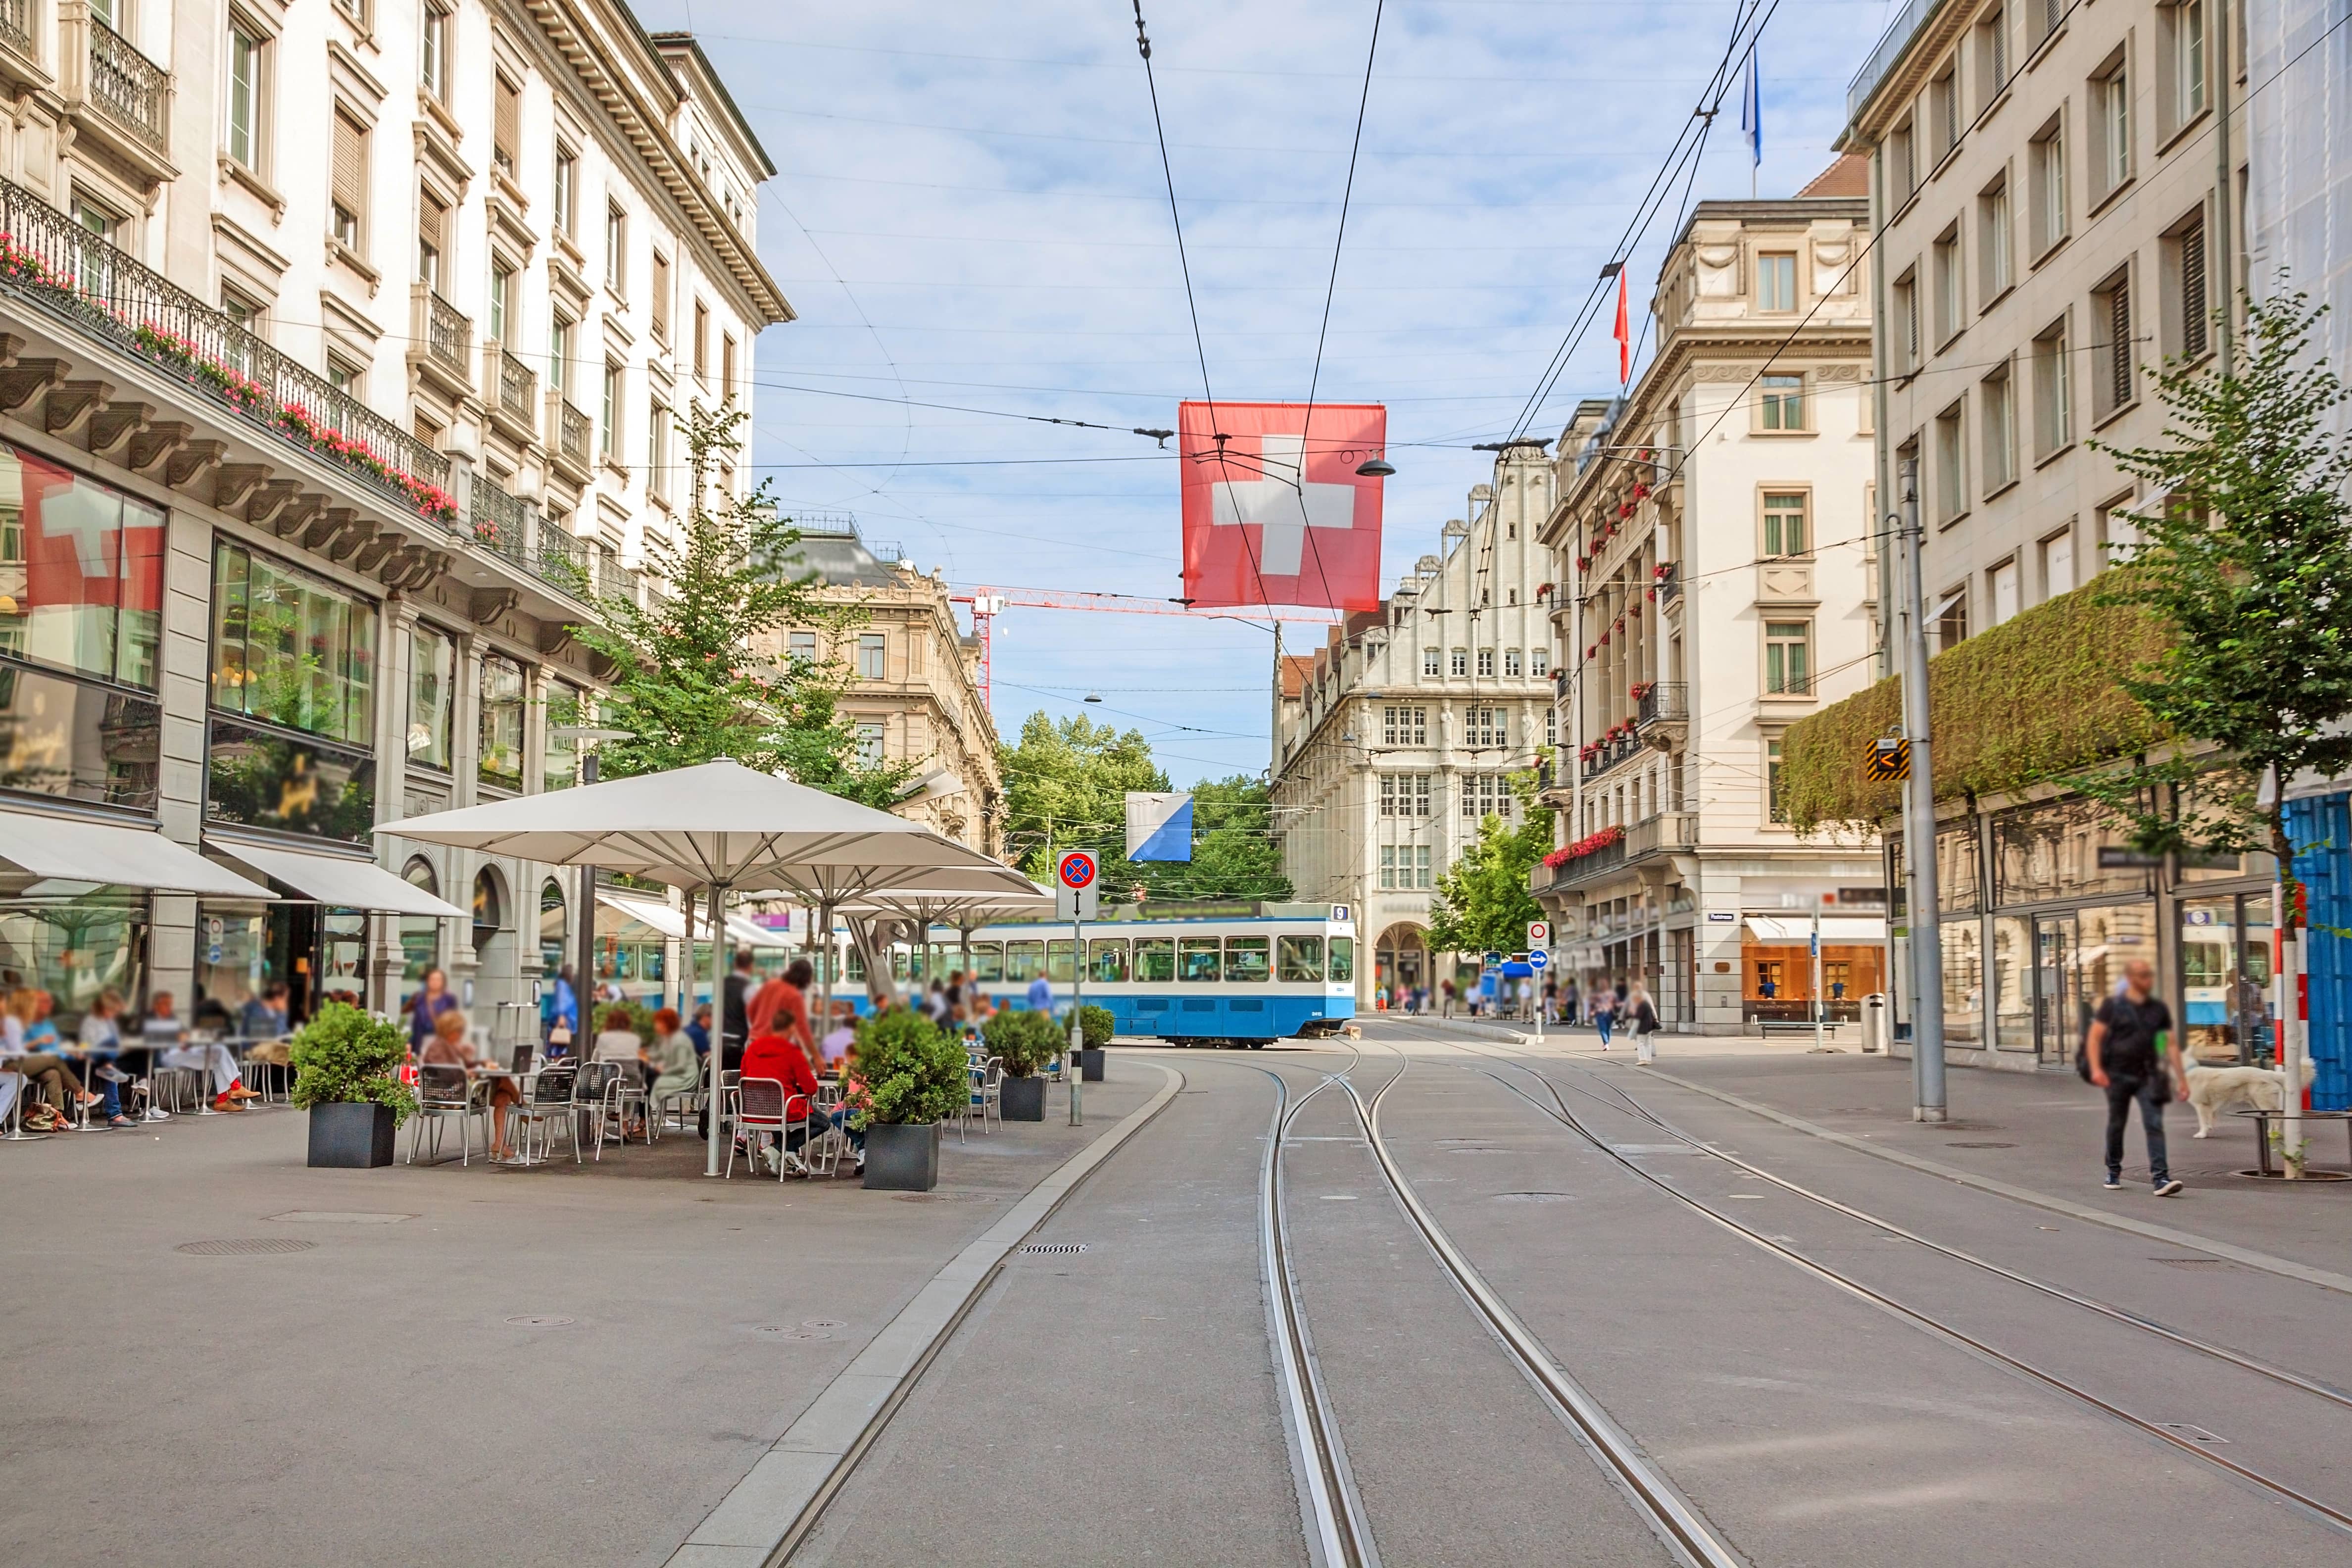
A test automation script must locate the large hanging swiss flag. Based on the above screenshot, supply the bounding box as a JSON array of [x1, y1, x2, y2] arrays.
[[1179, 401, 1386, 611]]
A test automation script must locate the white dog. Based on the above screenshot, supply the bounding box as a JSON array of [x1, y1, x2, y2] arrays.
[[2186, 1059, 2317, 1136]]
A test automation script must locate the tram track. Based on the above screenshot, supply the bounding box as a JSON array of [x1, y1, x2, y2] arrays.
[[1401, 1028, 2352, 1538], [1261, 1042, 1745, 1568]]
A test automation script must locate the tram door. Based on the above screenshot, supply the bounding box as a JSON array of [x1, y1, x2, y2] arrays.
[[2033, 914, 2079, 1068]]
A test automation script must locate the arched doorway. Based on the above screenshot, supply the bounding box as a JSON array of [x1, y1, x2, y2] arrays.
[[1374, 922, 1428, 1008]]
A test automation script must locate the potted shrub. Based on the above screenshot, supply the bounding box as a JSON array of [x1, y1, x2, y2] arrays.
[[1065, 1003, 1113, 1081], [983, 1009, 1060, 1121], [289, 1002, 417, 1168], [850, 1007, 967, 1190]]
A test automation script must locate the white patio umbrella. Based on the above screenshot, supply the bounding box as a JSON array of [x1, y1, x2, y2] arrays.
[[831, 877, 1054, 1011], [380, 759, 1030, 1176]]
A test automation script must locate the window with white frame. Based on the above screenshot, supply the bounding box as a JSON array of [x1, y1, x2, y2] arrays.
[[857, 634, 886, 679], [1757, 251, 1797, 312], [1464, 706, 1505, 747], [1476, 647, 1495, 679], [2030, 114, 2067, 256], [1421, 646, 1441, 678], [1933, 225, 1964, 344], [1981, 362, 2017, 492], [1530, 645, 1549, 677], [2092, 51, 2132, 200], [1934, 400, 1967, 523], [420, 2, 450, 100], [1379, 774, 1432, 817], [2040, 526, 2077, 597], [600, 362, 621, 460], [1503, 648, 1523, 678], [1760, 373, 1806, 431], [1449, 647, 1468, 678], [553, 147, 577, 238], [1979, 173, 2012, 300], [605, 204, 627, 291], [1764, 622, 1812, 695], [1381, 705, 1426, 746], [225, 20, 266, 172], [330, 107, 368, 251], [855, 721, 885, 767], [2033, 314, 2072, 456], [1990, 557, 2021, 624], [2163, 0, 2207, 135], [1763, 491, 1809, 557], [2092, 267, 2135, 420], [1461, 774, 1515, 821]]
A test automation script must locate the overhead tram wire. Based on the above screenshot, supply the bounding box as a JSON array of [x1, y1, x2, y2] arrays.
[[1495, 0, 1777, 446], [1290, 0, 1388, 620], [1132, 1, 1280, 615]]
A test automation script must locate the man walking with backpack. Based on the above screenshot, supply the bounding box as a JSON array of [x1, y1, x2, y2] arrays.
[[2084, 957, 2187, 1197]]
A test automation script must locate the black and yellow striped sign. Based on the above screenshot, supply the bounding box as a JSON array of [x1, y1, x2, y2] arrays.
[[1866, 737, 1911, 781]]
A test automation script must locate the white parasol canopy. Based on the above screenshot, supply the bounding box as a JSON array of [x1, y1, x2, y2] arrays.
[[832, 877, 1055, 1007], [383, 759, 1030, 1175]]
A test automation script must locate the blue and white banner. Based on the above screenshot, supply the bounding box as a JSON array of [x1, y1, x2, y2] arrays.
[[1125, 791, 1194, 862]]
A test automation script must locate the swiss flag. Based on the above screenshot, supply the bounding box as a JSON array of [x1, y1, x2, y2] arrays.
[[1179, 401, 1385, 611]]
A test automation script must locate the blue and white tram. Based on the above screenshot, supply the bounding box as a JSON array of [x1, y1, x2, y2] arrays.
[[960, 912, 1357, 1046]]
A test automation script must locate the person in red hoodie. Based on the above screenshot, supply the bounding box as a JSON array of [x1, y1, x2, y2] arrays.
[[739, 963, 820, 1175]]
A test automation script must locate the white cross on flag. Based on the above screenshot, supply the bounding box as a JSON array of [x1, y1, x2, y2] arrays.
[[1179, 401, 1385, 611]]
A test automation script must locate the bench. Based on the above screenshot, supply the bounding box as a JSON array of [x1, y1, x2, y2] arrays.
[[1757, 1020, 1827, 1041], [2232, 1107, 2352, 1177]]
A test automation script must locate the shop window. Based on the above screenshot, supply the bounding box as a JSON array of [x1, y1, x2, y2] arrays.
[[544, 681, 586, 791], [399, 857, 441, 982], [210, 540, 376, 743], [0, 663, 160, 810], [0, 892, 143, 1025], [478, 655, 525, 789], [407, 624, 454, 770], [1, 441, 165, 690], [539, 877, 566, 977], [472, 867, 503, 954], [207, 716, 376, 840]]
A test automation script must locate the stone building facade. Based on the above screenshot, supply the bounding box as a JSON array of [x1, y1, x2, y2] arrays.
[[0, 1, 786, 1034]]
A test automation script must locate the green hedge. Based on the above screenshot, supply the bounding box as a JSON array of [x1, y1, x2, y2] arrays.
[[1781, 580, 2172, 833]]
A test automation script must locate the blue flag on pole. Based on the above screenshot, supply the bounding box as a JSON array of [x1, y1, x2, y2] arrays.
[[1739, 51, 1762, 169], [1125, 792, 1193, 862]]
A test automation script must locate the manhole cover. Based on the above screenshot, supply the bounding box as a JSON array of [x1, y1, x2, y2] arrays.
[[176, 1238, 316, 1256], [1021, 1242, 1089, 1256], [1949, 1142, 2016, 1149], [265, 1211, 415, 1225], [504, 1315, 576, 1328], [803, 1319, 846, 1329], [1493, 1191, 1575, 1203]]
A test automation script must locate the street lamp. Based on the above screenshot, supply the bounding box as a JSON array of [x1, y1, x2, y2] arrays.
[[551, 724, 635, 1023]]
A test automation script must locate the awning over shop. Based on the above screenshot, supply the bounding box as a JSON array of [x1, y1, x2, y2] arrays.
[[207, 837, 466, 917], [726, 913, 793, 949], [0, 809, 274, 899], [596, 889, 687, 940], [1743, 915, 1888, 944]]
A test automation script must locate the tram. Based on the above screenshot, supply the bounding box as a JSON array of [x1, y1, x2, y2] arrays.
[[960, 909, 1358, 1047]]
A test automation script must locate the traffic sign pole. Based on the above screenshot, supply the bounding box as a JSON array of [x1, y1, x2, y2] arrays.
[[1056, 851, 1100, 1125]]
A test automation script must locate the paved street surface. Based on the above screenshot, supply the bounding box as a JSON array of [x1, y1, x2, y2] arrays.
[[10, 1023, 2352, 1566]]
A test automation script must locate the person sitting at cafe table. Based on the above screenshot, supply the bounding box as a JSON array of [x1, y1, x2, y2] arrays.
[[2, 988, 101, 1128], [647, 1007, 700, 1109], [241, 982, 290, 1041], [152, 991, 256, 1111], [419, 1008, 520, 1160], [739, 1003, 821, 1175], [591, 1005, 644, 1069], [74, 988, 136, 1128]]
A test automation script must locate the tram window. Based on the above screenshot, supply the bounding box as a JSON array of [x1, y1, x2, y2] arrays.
[[892, 949, 910, 982], [1090, 938, 1129, 982], [1277, 935, 1324, 982], [1004, 940, 1043, 981], [846, 947, 867, 983], [1178, 936, 1222, 982], [1226, 935, 1270, 982], [1328, 936, 1356, 983], [1047, 940, 1075, 983], [1134, 938, 1175, 983], [971, 941, 1004, 982]]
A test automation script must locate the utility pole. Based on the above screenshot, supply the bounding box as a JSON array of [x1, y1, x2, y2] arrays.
[[1896, 458, 1947, 1121]]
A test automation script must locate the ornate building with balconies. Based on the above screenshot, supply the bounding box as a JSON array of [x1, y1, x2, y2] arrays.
[[1534, 173, 1886, 1031], [1271, 444, 1558, 1008], [0, 1, 788, 1034]]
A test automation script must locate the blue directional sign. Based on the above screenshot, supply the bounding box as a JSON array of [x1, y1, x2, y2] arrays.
[[1528, 949, 1549, 971]]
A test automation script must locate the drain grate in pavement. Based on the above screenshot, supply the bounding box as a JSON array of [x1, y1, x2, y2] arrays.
[[1948, 1142, 2016, 1149], [1020, 1242, 1088, 1256], [176, 1238, 316, 1256], [504, 1315, 575, 1328], [2157, 1422, 2228, 1444]]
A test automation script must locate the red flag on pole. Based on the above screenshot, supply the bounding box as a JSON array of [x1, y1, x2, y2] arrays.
[[1613, 269, 1631, 385], [1179, 401, 1386, 611]]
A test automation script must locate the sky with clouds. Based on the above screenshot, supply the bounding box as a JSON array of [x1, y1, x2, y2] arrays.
[[634, 0, 1898, 785]]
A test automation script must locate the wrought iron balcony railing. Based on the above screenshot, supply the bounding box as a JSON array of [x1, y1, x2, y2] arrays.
[[496, 348, 537, 429], [558, 398, 590, 467], [0, 0, 35, 58], [0, 175, 453, 522], [424, 291, 469, 377], [88, 17, 169, 152]]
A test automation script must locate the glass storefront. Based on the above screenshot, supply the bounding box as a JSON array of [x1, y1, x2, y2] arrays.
[[2178, 892, 2276, 1064], [544, 682, 584, 792], [206, 715, 376, 839], [1941, 918, 1983, 1043], [479, 656, 525, 790], [407, 624, 454, 771], [193, 900, 368, 1025], [399, 856, 442, 982], [210, 540, 376, 744], [0, 662, 161, 809], [0, 891, 143, 1025], [1991, 914, 2033, 1051]]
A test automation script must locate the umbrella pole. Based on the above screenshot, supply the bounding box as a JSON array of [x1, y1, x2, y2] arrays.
[[706, 879, 732, 1178]]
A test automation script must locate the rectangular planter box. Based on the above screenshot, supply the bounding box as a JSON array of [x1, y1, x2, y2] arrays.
[[1077, 1048, 1105, 1082], [307, 1101, 396, 1168], [863, 1120, 941, 1191], [1000, 1074, 1047, 1121]]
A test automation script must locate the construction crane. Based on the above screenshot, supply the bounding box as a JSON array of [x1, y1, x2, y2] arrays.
[[947, 586, 1343, 708]]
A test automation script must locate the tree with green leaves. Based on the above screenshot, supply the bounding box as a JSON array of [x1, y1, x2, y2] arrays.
[[569, 404, 912, 806], [2078, 290, 2352, 882], [1424, 776, 1554, 957], [1135, 774, 1292, 902]]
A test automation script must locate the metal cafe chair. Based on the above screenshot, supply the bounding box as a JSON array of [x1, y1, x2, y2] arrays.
[[727, 1077, 805, 1181], [406, 1063, 486, 1167], [509, 1066, 580, 1166]]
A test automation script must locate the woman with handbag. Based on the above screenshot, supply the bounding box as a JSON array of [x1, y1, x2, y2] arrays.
[[1627, 982, 1662, 1065]]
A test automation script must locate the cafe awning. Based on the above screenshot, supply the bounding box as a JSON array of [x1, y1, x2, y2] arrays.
[[596, 888, 688, 940], [1743, 915, 1888, 944], [0, 808, 274, 899], [207, 837, 467, 917]]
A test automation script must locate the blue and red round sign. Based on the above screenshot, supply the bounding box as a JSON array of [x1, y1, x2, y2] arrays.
[[1058, 851, 1099, 890]]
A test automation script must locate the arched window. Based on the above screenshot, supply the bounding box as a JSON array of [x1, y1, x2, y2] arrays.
[[399, 857, 442, 981], [539, 878, 567, 977], [472, 867, 504, 954]]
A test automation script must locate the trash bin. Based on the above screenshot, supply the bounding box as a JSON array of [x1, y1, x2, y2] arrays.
[[1861, 993, 1886, 1055]]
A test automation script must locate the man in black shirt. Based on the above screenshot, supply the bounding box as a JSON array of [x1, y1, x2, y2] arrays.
[[2086, 958, 2186, 1196]]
